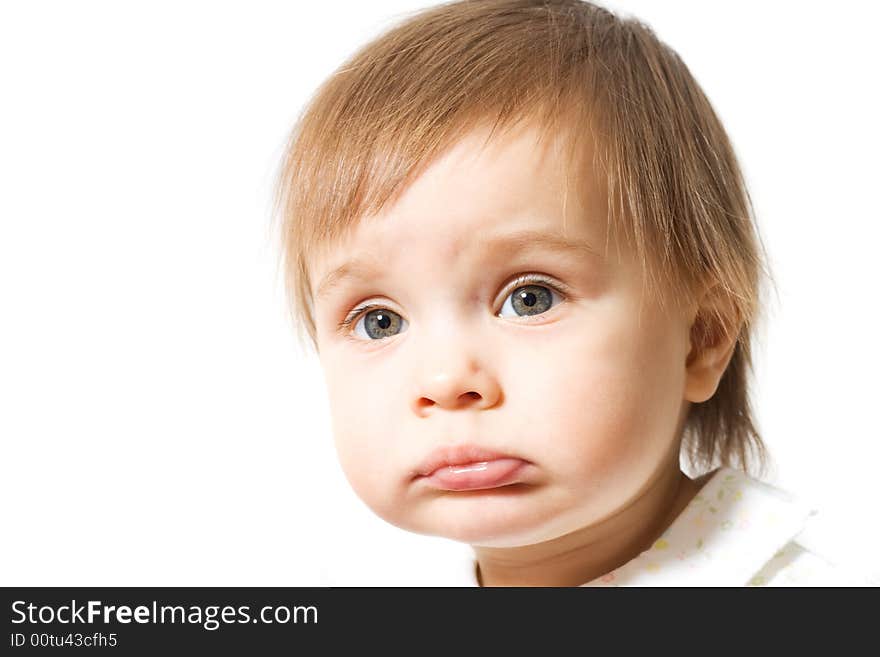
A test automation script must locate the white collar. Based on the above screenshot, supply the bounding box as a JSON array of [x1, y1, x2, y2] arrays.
[[454, 467, 817, 586]]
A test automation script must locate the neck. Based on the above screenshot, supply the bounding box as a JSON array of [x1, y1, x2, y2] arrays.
[[474, 464, 713, 587]]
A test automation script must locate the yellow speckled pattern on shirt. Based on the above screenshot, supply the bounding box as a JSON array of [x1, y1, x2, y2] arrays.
[[578, 467, 860, 586]]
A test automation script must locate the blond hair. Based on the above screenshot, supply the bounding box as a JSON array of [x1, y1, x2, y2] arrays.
[[272, 0, 771, 477]]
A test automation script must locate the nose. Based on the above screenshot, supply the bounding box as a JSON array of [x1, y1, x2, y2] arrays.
[[411, 354, 502, 415]]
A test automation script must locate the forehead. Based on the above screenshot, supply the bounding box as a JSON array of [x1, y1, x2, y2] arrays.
[[311, 121, 606, 298]]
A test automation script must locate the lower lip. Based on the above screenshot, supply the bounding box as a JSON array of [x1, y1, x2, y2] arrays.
[[420, 458, 528, 491]]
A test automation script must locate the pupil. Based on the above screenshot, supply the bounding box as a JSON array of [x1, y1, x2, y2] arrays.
[[520, 291, 537, 307], [377, 313, 391, 329]]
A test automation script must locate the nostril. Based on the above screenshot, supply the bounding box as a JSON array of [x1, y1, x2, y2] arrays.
[[456, 391, 485, 408]]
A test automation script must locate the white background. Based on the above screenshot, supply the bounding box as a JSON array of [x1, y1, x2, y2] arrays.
[[1, 0, 877, 585]]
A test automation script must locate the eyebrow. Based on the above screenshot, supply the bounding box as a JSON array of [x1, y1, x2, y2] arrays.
[[314, 229, 600, 302]]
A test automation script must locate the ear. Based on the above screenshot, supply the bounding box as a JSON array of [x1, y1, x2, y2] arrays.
[[684, 283, 740, 404]]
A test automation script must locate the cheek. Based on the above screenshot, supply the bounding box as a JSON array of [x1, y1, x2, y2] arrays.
[[512, 303, 687, 478], [322, 356, 407, 520]]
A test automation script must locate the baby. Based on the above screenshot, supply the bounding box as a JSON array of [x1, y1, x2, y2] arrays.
[[273, 0, 869, 586]]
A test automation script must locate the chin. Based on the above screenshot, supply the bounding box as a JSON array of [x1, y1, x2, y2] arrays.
[[397, 494, 568, 547]]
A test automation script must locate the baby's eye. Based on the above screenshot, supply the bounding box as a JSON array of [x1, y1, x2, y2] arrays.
[[352, 308, 408, 341], [498, 282, 564, 319]]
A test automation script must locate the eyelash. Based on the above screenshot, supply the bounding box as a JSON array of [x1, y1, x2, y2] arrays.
[[335, 273, 572, 338]]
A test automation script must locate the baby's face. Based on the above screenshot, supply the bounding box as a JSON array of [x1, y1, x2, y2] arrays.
[[310, 122, 695, 547]]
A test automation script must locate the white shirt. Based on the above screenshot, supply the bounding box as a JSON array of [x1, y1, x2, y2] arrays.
[[440, 467, 878, 586]]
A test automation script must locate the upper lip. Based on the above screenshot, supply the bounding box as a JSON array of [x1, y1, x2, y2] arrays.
[[412, 444, 524, 479]]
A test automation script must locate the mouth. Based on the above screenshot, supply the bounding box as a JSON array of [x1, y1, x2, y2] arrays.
[[412, 445, 531, 492]]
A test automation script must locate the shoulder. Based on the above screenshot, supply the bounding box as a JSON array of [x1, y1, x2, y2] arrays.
[[588, 467, 878, 587], [717, 467, 879, 586], [751, 511, 880, 587]]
